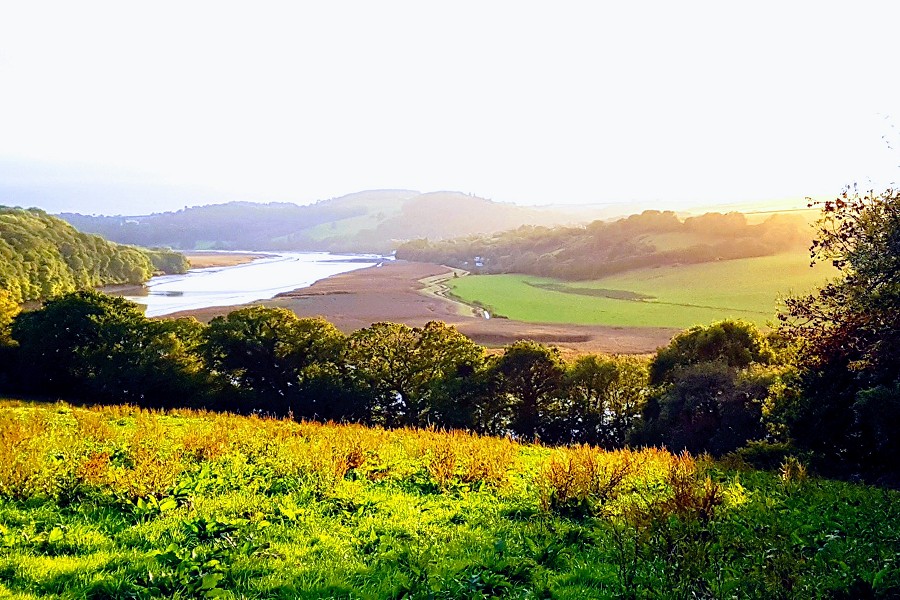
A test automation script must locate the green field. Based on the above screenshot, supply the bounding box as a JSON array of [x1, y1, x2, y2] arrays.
[[1, 400, 898, 599], [448, 253, 836, 328]]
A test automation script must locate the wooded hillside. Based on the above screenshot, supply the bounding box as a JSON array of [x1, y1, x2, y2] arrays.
[[0, 206, 187, 303], [398, 210, 809, 279]]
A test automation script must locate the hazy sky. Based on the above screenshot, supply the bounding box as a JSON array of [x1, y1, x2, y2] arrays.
[[1, 1, 899, 214]]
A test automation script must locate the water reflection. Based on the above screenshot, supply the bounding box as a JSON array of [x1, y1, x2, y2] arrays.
[[125, 252, 381, 317]]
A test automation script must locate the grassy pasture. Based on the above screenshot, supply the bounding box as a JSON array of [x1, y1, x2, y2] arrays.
[[0, 400, 898, 599], [448, 253, 836, 328]]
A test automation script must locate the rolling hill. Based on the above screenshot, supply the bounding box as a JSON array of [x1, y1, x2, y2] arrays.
[[398, 209, 813, 280], [59, 190, 581, 253], [448, 252, 836, 328], [404, 209, 823, 329]]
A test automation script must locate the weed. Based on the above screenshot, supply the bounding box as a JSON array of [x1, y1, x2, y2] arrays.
[[780, 456, 808, 486], [425, 435, 457, 489], [538, 445, 635, 515]]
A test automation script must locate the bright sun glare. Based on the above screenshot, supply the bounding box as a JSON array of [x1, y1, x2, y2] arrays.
[[1, 1, 899, 214]]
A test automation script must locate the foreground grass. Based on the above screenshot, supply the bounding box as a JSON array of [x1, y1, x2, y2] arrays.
[[0, 400, 897, 599], [449, 253, 834, 328]]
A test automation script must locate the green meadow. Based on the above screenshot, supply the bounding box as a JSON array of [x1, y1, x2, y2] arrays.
[[448, 253, 835, 328], [1, 400, 898, 599]]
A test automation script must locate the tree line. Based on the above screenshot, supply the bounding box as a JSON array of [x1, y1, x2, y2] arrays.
[[0, 206, 188, 303], [0, 286, 892, 484], [1, 189, 897, 484], [397, 210, 809, 280], [0, 293, 652, 448]]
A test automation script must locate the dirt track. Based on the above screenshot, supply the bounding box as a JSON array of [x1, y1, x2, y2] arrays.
[[170, 261, 678, 354]]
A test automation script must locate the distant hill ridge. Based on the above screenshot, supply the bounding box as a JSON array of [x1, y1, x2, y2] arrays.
[[397, 209, 812, 281], [59, 190, 579, 253]]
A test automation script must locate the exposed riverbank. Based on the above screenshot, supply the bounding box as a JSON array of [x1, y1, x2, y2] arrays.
[[117, 252, 379, 317], [183, 251, 271, 269], [169, 260, 678, 354], [98, 252, 268, 297]]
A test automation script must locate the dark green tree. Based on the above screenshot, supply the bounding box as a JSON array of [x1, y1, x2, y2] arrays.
[[9, 291, 208, 407], [636, 320, 778, 455], [650, 319, 774, 386], [10, 291, 149, 398], [347, 321, 484, 427], [637, 362, 776, 455], [136, 317, 216, 408], [778, 186, 900, 477], [204, 307, 347, 417], [560, 354, 649, 447], [494, 340, 565, 441]]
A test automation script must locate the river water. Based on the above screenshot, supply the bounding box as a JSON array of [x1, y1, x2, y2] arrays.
[[124, 252, 382, 317]]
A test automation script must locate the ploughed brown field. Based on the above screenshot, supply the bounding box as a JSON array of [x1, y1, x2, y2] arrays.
[[169, 261, 677, 354]]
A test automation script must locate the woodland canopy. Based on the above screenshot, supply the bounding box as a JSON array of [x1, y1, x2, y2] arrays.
[[0, 206, 187, 303], [398, 210, 808, 280]]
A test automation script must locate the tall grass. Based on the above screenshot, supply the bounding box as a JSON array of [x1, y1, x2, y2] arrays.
[[0, 399, 897, 599]]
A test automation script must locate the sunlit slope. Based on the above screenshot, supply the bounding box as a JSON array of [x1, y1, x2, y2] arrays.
[[0, 206, 187, 303], [448, 252, 835, 328], [1, 400, 897, 598]]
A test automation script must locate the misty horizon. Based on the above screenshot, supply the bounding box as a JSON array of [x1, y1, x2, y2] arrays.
[[1, 157, 822, 218], [2, 3, 898, 218]]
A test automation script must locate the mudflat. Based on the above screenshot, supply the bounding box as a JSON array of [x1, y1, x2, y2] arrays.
[[169, 261, 678, 354], [184, 252, 269, 269]]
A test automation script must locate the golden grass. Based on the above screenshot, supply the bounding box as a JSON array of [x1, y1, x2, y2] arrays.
[[0, 400, 706, 521]]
